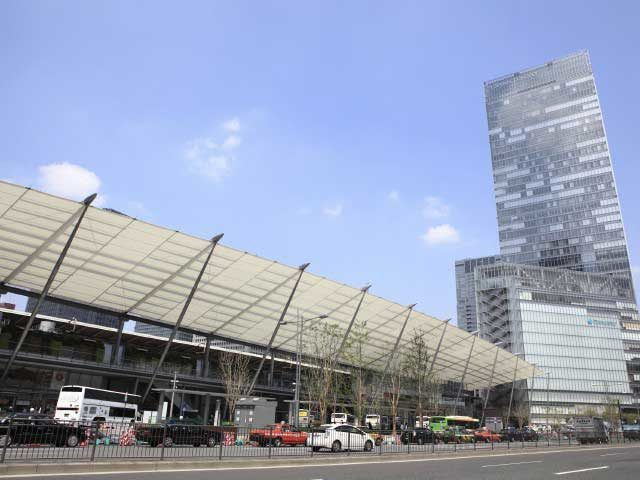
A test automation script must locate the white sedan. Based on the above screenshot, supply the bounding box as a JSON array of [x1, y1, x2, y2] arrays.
[[307, 424, 374, 452]]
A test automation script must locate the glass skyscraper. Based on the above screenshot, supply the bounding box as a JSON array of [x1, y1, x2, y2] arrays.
[[484, 51, 633, 292]]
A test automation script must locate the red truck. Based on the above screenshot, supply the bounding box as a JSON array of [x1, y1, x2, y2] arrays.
[[249, 424, 308, 447]]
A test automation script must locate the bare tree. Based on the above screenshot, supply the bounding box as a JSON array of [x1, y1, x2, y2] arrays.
[[403, 329, 434, 427], [386, 355, 403, 438], [343, 319, 370, 426], [218, 350, 251, 422], [513, 402, 529, 429], [303, 322, 343, 424]]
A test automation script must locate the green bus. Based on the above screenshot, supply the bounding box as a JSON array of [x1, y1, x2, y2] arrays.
[[425, 416, 479, 432]]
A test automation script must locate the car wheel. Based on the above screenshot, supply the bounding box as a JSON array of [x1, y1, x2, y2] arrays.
[[0, 434, 12, 447], [375, 437, 382, 446], [417, 437, 424, 445], [163, 437, 173, 448], [272, 437, 282, 448], [66, 434, 79, 448], [331, 440, 341, 452], [485, 438, 490, 443], [364, 440, 373, 452], [312, 446, 320, 452], [206, 436, 217, 448]]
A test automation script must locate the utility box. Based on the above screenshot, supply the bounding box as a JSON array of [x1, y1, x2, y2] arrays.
[[235, 397, 277, 428]]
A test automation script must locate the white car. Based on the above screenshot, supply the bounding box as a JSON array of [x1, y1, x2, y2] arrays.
[[307, 424, 374, 452]]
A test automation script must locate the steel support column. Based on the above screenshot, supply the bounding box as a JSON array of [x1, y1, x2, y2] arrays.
[[248, 263, 310, 394], [333, 285, 371, 368], [369, 304, 415, 409], [140, 233, 223, 404], [1, 193, 97, 383], [453, 334, 477, 415], [480, 347, 501, 427], [202, 336, 211, 378], [112, 315, 126, 365], [506, 356, 520, 428]]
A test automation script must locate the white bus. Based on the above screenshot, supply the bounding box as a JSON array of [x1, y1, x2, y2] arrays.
[[330, 412, 355, 424], [54, 385, 140, 424]]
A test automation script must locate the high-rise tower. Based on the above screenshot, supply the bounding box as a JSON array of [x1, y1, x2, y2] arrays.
[[484, 51, 633, 294]]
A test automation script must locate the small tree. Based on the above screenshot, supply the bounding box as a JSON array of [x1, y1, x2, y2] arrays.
[[403, 329, 433, 427], [218, 350, 251, 422], [303, 323, 343, 424], [513, 402, 530, 429], [343, 319, 370, 426], [386, 355, 403, 438]]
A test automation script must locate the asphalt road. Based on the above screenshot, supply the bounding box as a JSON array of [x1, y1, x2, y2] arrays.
[[3, 444, 639, 480]]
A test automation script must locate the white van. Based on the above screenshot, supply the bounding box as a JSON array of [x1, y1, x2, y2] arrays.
[[365, 414, 381, 428], [330, 412, 355, 424]]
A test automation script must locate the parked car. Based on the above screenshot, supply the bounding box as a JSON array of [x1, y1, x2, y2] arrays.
[[400, 427, 434, 445], [622, 424, 640, 440], [307, 424, 374, 452], [438, 427, 474, 444], [474, 428, 502, 443], [0, 414, 87, 447], [248, 423, 307, 447], [360, 427, 384, 446], [134, 419, 222, 447], [501, 427, 539, 442]]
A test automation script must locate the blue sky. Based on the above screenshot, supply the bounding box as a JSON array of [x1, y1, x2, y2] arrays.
[[1, 1, 639, 323]]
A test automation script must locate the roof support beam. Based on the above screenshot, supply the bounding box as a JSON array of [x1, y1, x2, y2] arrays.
[[368, 304, 415, 409], [453, 334, 477, 415], [247, 263, 309, 394], [426, 320, 450, 378], [333, 284, 370, 368], [3, 203, 84, 285], [139, 233, 223, 405], [126, 240, 218, 315], [505, 355, 520, 428], [1, 193, 97, 383], [111, 315, 126, 365]]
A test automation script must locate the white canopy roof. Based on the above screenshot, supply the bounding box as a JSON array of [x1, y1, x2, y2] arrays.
[[0, 181, 539, 389]]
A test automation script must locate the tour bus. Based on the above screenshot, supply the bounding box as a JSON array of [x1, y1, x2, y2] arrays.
[[330, 412, 355, 424], [54, 386, 140, 424], [365, 414, 381, 428]]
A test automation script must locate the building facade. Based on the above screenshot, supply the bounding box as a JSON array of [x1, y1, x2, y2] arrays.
[[484, 51, 634, 289], [25, 298, 120, 329], [455, 255, 501, 332], [475, 263, 640, 422], [133, 322, 195, 343]]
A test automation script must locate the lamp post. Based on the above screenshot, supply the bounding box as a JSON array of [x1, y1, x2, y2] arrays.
[[287, 312, 328, 427]]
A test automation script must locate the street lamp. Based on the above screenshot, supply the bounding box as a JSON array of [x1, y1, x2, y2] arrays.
[[287, 313, 328, 427]]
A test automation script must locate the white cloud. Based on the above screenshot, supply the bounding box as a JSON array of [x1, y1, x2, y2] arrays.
[[222, 135, 242, 150], [422, 196, 451, 219], [388, 190, 400, 203], [420, 224, 460, 246], [323, 203, 343, 218], [37, 162, 106, 207], [222, 117, 241, 132], [185, 117, 244, 183]]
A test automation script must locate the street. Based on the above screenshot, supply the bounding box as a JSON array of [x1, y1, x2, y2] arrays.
[[2, 444, 639, 480]]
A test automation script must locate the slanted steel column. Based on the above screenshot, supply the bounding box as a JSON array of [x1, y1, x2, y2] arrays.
[[333, 285, 370, 367], [369, 304, 415, 409], [248, 263, 309, 394], [112, 315, 126, 365], [140, 234, 223, 404], [453, 334, 477, 415], [426, 320, 450, 377], [480, 347, 501, 427], [506, 356, 520, 428], [202, 336, 212, 378], [1, 193, 97, 383]]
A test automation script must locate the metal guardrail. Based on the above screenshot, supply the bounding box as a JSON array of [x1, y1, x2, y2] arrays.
[[0, 419, 636, 464]]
